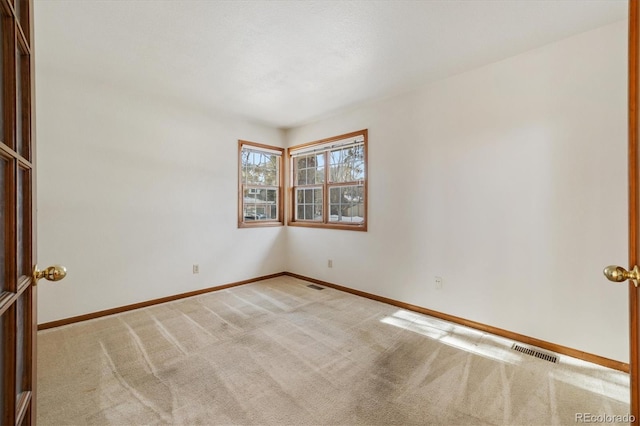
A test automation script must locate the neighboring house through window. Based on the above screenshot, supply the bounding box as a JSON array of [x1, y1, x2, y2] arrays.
[[238, 141, 284, 228], [288, 130, 367, 231]]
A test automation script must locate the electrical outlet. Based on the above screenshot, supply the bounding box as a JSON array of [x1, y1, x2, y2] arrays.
[[328, 259, 333, 268], [193, 264, 199, 274], [435, 276, 443, 289]]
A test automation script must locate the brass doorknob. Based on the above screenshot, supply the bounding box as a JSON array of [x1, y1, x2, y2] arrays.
[[603, 265, 640, 287], [33, 265, 67, 284]]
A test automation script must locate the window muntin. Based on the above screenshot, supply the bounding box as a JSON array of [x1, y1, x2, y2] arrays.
[[238, 141, 284, 227], [296, 154, 325, 185], [295, 187, 323, 221], [243, 188, 277, 221], [289, 130, 367, 231]]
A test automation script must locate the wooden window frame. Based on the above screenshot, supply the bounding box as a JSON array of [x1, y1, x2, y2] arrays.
[[288, 129, 368, 232], [238, 140, 284, 228]]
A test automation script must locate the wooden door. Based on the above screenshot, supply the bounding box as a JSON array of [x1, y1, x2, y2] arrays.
[[0, 0, 35, 424]]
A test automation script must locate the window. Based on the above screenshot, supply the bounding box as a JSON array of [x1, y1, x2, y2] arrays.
[[288, 130, 367, 231], [238, 141, 284, 227]]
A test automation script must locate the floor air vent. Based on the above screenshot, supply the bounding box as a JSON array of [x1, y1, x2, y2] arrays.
[[307, 284, 324, 290], [511, 344, 558, 364]]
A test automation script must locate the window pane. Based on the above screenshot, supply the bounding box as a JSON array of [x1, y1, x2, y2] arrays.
[[329, 145, 365, 183], [0, 18, 4, 142], [329, 146, 346, 182], [17, 168, 22, 277], [16, 50, 24, 156], [297, 157, 306, 170], [294, 154, 325, 186], [15, 1, 21, 27], [352, 145, 365, 180], [307, 155, 316, 168], [17, 169, 29, 277], [312, 154, 325, 183], [295, 187, 322, 221], [241, 149, 279, 186], [243, 188, 277, 221], [16, 49, 29, 160], [297, 169, 306, 185], [313, 202, 322, 221], [16, 1, 30, 41], [266, 188, 276, 202], [0, 157, 6, 290], [329, 186, 341, 204], [16, 289, 30, 397], [329, 185, 364, 223], [16, 47, 22, 156], [241, 150, 249, 184]]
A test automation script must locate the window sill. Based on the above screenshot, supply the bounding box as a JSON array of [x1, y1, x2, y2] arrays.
[[238, 221, 284, 229], [287, 221, 367, 232]]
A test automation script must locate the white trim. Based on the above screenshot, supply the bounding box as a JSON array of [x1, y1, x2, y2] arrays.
[[289, 136, 365, 157], [241, 145, 283, 156]]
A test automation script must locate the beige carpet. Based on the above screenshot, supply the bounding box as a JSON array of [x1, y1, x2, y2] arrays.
[[38, 276, 630, 425]]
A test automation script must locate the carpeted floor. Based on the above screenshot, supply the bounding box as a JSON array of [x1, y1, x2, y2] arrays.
[[37, 276, 630, 425]]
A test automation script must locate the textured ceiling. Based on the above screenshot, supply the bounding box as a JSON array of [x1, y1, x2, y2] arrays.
[[34, 0, 627, 129]]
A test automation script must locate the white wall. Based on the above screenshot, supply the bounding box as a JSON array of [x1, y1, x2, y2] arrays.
[[285, 21, 629, 362], [35, 65, 287, 323]]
